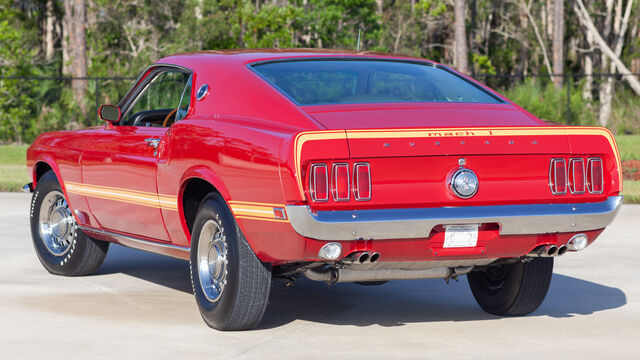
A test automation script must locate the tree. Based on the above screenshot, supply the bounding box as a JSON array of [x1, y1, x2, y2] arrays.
[[551, 0, 563, 87], [43, 0, 56, 61], [63, 0, 88, 116], [520, 0, 553, 76], [453, 0, 468, 73], [573, 0, 639, 126]]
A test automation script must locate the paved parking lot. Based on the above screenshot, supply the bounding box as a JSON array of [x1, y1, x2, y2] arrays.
[[0, 192, 638, 359]]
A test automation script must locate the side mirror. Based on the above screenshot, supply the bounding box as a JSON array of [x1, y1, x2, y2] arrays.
[[98, 105, 121, 123]]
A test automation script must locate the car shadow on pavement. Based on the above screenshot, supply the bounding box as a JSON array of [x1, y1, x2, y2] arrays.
[[96, 245, 627, 329], [259, 272, 627, 329], [96, 244, 193, 294]]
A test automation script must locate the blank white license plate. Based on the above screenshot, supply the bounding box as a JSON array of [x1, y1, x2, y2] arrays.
[[443, 224, 479, 248]]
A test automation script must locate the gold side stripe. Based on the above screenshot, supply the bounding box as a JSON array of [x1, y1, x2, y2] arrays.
[[228, 200, 286, 207], [65, 181, 178, 211], [67, 181, 163, 197], [293, 126, 622, 199], [232, 208, 275, 216], [229, 203, 288, 222], [235, 215, 289, 223]]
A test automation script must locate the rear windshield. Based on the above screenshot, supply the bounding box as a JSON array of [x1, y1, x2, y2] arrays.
[[251, 59, 502, 106]]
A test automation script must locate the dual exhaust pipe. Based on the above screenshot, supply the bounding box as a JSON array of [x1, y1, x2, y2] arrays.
[[528, 244, 568, 258], [346, 251, 380, 264]]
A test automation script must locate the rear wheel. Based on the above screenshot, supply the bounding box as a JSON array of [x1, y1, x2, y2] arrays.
[[467, 257, 553, 316], [30, 171, 109, 276], [189, 193, 271, 331]]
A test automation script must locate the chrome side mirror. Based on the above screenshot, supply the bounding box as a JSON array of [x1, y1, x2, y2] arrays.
[[99, 105, 121, 123]]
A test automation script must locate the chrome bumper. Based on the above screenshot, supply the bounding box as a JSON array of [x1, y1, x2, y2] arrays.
[[286, 196, 623, 240]]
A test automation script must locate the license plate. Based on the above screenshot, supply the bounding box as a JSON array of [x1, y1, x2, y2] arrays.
[[443, 224, 479, 248]]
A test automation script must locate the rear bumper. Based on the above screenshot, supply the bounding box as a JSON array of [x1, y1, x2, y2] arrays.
[[286, 196, 623, 240]]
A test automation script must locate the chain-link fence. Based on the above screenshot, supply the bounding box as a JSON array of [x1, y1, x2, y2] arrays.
[[0, 76, 135, 144], [1, 73, 639, 144], [478, 73, 640, 129]]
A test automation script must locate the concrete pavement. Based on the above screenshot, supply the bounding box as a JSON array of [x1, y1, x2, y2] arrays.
[[0, 192, 638, 359]]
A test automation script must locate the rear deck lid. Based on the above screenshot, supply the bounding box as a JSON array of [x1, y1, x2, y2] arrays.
[[302, 103, 542, 130]]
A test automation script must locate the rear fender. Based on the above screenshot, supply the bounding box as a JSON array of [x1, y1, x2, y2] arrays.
[[178, 166, 232, 239]]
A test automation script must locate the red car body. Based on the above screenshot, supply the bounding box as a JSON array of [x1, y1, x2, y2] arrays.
[[25, 50, 622, 329]]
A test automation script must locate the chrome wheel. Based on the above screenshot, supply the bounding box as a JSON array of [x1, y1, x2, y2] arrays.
[[197, 219, 228, 302], [38, 191, 75, 256]]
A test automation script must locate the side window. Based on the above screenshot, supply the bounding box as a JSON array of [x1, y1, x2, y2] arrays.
[[175, 74, 192, 122], [123, 69, 191, 127]]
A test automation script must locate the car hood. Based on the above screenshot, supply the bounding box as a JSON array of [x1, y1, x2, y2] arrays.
[[301, 103, 542, 129]]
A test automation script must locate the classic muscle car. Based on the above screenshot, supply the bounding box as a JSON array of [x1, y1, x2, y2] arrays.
[[25, 49, 622, 330]]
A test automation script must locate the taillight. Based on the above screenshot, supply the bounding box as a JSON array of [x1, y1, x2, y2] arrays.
[[353, 163, 371, 201], [549, 158, 567, 195], [331, 163, 350, 201], [569, 158, 585, 194], [309, 162, 371, 202], [587, 158, 604, 194], [309, 163, 328, 202]]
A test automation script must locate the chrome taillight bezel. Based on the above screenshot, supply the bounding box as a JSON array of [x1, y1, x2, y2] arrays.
[[309, 163, 328, 202], [587, 157, 604, 194], [331, 162, 350, 202], [353, 162, 371, 201], [568, 158, 586, 194], [549, 158, 567, 195]]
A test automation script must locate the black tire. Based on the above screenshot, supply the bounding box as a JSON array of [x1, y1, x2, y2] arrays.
[[189, 193, 271, 331], [30, 170, 109, 276], [467, 257, 553, 316], [355, 281, 388, 286]]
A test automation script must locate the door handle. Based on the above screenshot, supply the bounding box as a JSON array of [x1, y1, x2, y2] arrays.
[[144, 138, 162, 148]]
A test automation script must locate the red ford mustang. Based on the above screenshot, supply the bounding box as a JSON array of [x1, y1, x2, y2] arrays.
[[25, 49, 622, 330]]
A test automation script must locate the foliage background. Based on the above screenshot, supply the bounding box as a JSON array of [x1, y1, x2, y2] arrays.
[[1, 0, 639, 144]]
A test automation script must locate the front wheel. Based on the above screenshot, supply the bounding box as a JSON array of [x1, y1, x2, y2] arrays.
[[467, 257, 553, 316], [189, 193, 271, 331], [30, 171, 109, 276]]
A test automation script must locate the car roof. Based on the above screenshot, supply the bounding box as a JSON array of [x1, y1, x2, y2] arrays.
[[156, 48, 435, 69]]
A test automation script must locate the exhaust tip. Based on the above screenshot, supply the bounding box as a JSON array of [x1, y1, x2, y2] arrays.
[[369, 252, 380, 263], [358, 252, 370, 263], [557, 245, 568, 256], [547, 245, 558, 256]]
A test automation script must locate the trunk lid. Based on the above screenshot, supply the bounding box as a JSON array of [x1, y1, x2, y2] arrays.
[[302, 103, 542, 130]]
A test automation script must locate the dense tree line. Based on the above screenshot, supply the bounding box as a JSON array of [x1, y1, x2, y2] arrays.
[[1, 0, 639, 143]]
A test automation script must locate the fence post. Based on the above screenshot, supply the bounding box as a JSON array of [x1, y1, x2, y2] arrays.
[[95, 78, 100, 120], [566, 74, 571, 124]]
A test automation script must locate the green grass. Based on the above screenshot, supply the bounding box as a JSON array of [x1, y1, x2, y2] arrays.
[[1, 138, 639, 202], [622, 180, 640, 204], [0, 145, 29, 192], [616, 135, 640, 161]]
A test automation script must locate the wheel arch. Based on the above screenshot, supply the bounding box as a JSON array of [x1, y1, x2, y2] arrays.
[[179, 166, 232, 242], [32, 157, 64, 193]]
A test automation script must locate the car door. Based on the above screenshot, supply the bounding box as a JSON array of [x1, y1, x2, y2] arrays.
[[81, 66, 192, 241]]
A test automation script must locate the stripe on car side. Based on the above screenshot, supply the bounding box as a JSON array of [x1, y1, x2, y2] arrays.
[[65, 183, 288, 222], [65, 182, 178, 211]]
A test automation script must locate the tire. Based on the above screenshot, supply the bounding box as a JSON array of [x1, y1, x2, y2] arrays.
[[30, 170, 109, 276], [189, 193, 271, 331], [355, 281, 388, 286], [467, 257, 553, 316]]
